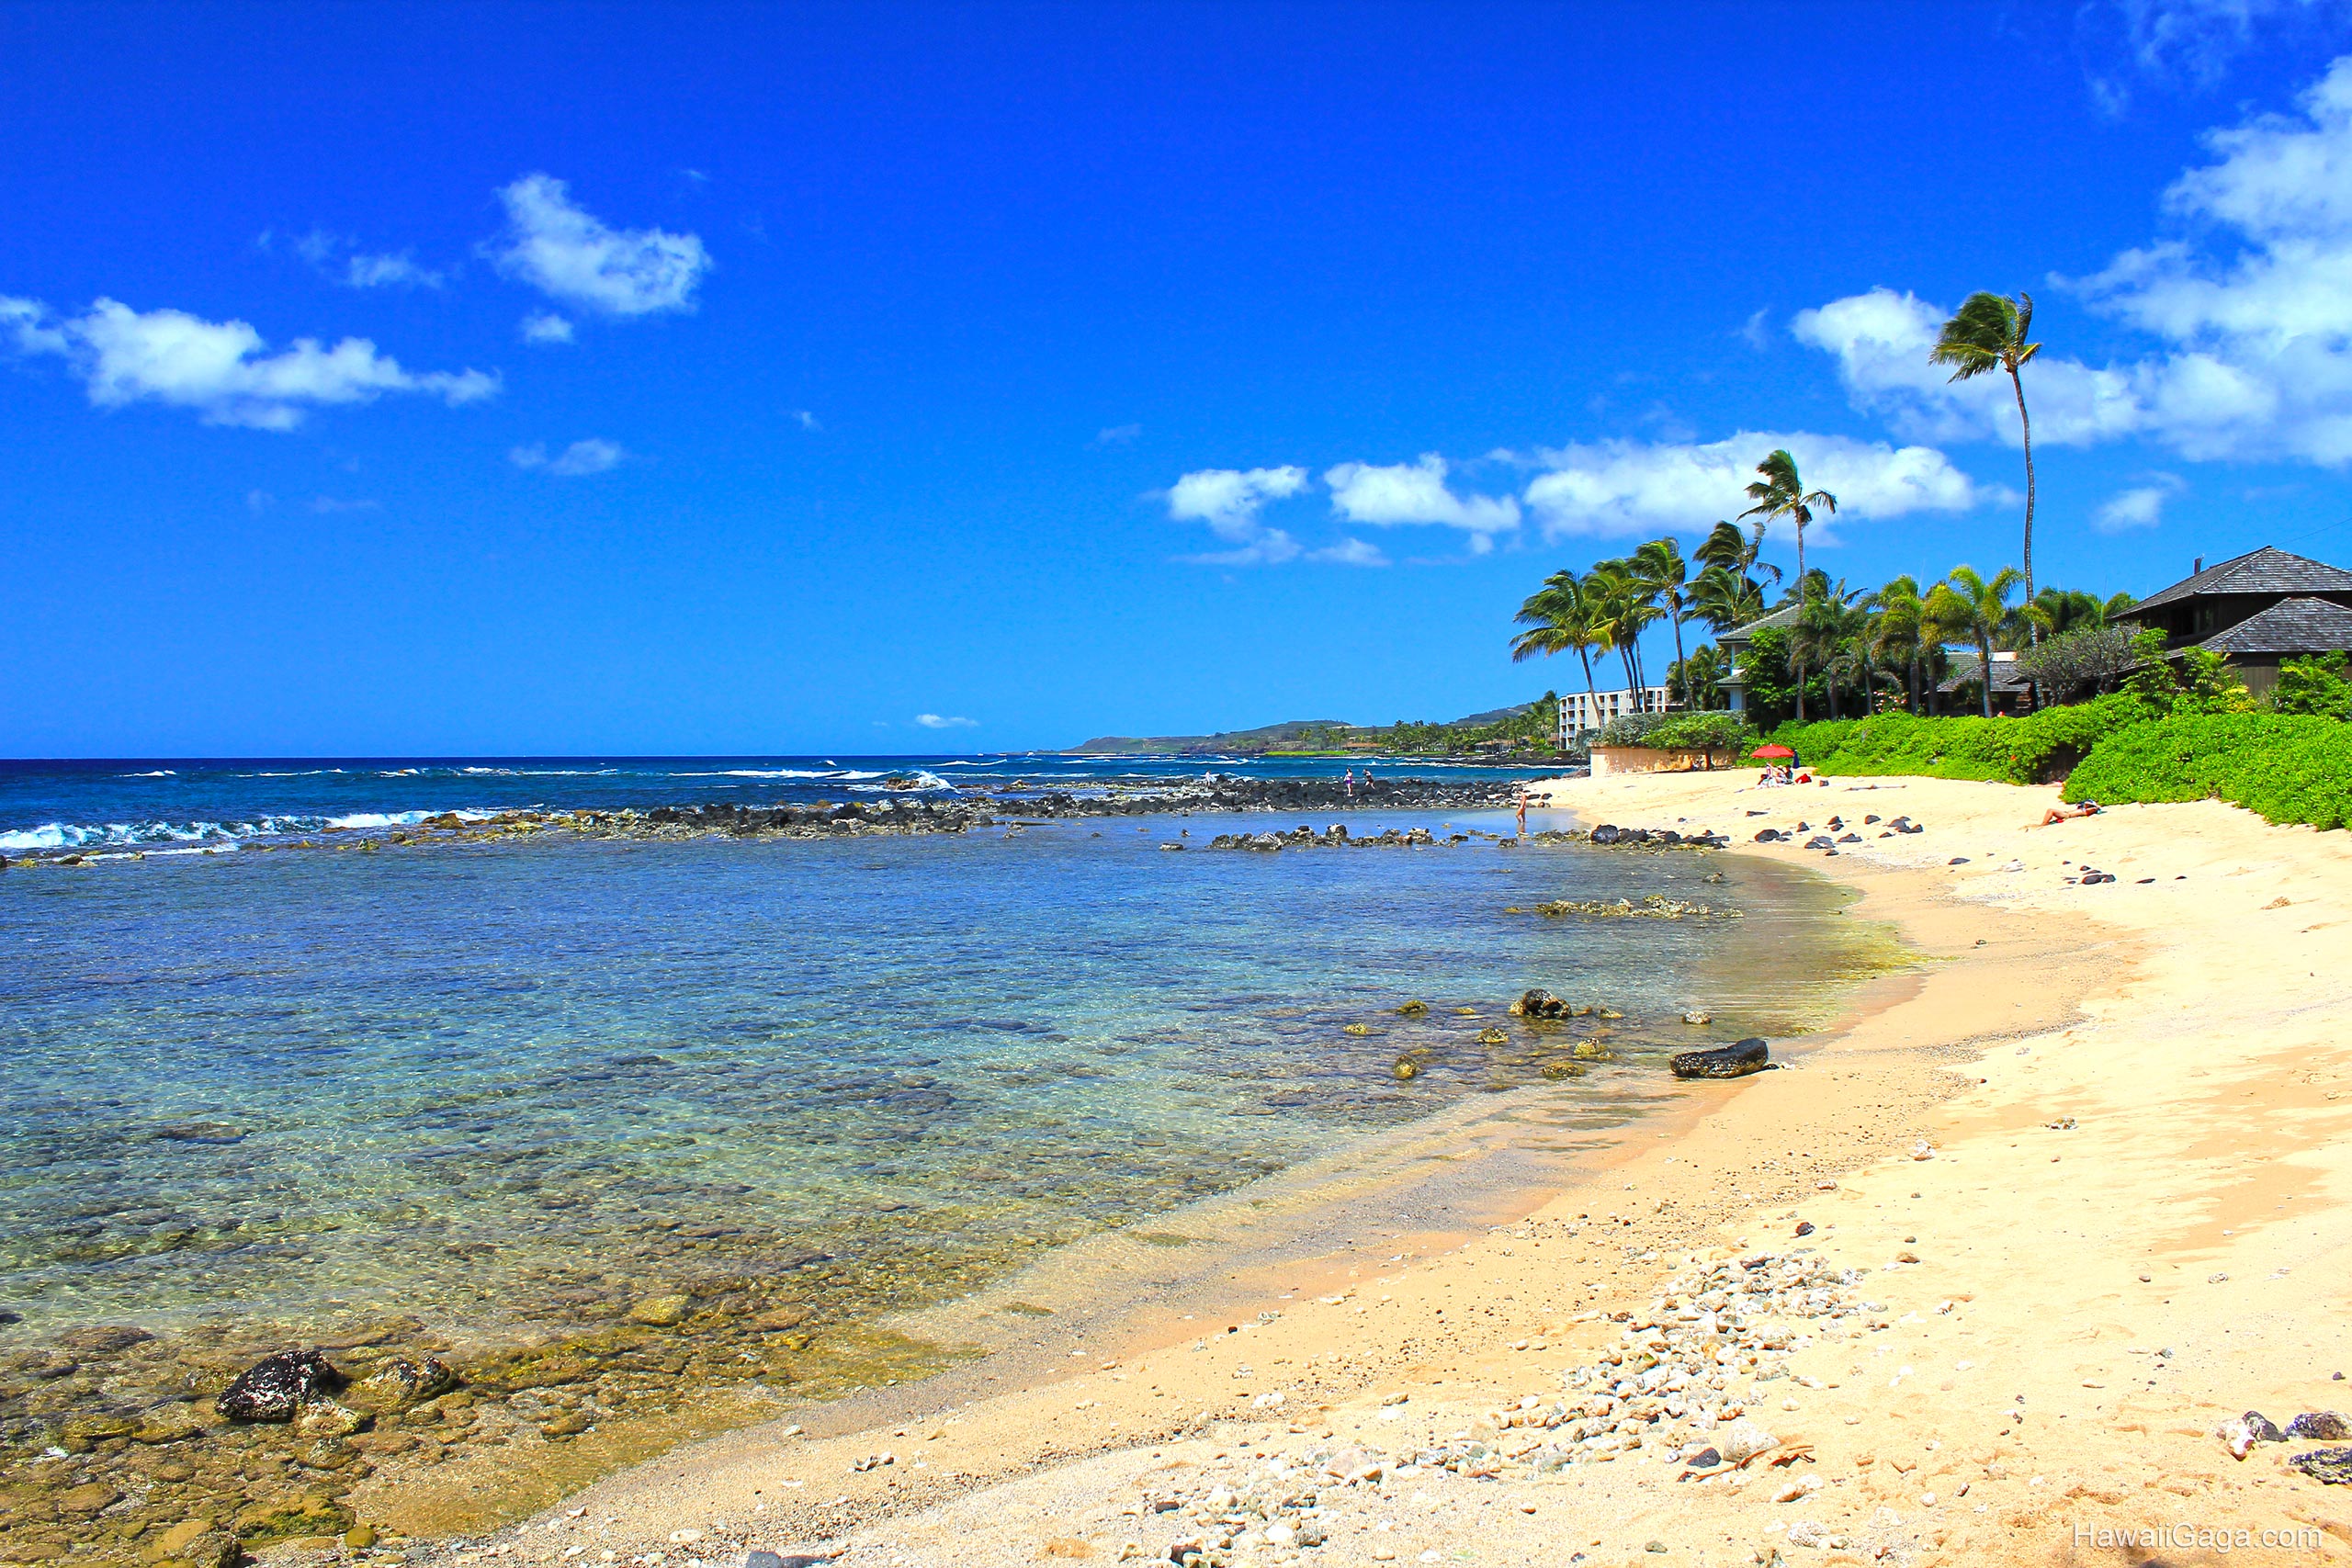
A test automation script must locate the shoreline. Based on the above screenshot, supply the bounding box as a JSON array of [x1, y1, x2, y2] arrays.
[[485, 771, 2352, 1568]]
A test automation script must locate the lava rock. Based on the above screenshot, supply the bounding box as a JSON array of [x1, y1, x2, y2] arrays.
[[1590, 825, 1623, 845], [217, 1348, 340, 1422], [2291, 1412, 2352, 1440], [1669, 1037, 1771, 1080], [1511, 988, 1567, 1020], [2290, 1447, 2352, 1484]]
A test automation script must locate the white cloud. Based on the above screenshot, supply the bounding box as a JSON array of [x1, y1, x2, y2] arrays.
[[0, 295, 495, 429], [1167, 465, 1307, 537], [913, 713, 978, 729], [1518, 430, 1989, 540], [1308, 537, 1390, 566], [2094, 474, 2187, 531], [1093, 423, 1142, 446], [288, 231, 445, 288], [1799, 57, 2352, 467], [489, 174, 710, 316], [511, 438, 627, 477], [1739, 308, 1771, 350], [521, 311, 575, 344], [790, 408, 820, 431], [1322, 453, 1521, 536], [344, 251, 443, 289]]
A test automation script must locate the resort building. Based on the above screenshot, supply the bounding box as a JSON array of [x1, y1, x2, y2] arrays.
[[2110, 546, 2352, 698], [1557, 685, 1669, 742], [1713, 601, 1799, 715]]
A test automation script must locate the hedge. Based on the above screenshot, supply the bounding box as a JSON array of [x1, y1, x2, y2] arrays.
[[1750, 692, 2156, 786], [2060, 713, 2352, 829]]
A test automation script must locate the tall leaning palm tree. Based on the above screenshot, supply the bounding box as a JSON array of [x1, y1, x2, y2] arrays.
[[1631, 537, 1692, 705], [1511, 569, 1605, 719], [1740, 449, 1838, 722], [1929, 293, 2043, 615], [1925, 566, 2025, 719]]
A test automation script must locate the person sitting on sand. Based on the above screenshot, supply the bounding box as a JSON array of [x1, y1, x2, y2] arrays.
[[2037, 800, 2102, 827]]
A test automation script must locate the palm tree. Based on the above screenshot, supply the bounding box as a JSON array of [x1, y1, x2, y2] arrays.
[[1631, 537, 1692, 705], [1740, 450, 1838, 722], [1871, 575, 1929, 713], [1792, 578, 1867, 720], [1584, 558, 1661, 695], [1929, 293, 2043, 615], [1690, 564, 1766, 635], [1511, 569, 1606, 717], [1668, 645, 1727, 710], [1694, 519, 1782, 590], [1925, 566, 2026, 719]]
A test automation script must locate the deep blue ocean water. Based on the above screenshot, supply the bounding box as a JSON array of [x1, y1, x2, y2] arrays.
[[0, 755, 1555, 852], [0, 758, 1883, 1355]]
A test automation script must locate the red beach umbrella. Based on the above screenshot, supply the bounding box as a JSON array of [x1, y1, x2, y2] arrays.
[[1751, 744, 1795, 759]]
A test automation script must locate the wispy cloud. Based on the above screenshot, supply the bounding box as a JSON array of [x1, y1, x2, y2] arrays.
[[308, 496, 382, 514], [789, 408, 821, 431], [520, 311, 574, 345], [1092, 423, 1142, 447], [0, 296, 495, 430], [2095, 473, 2187, 531], [488, 174, 711, 317], [913, 713, 978, 729], [1166, 465, 1311, 563], [510, 437, 627, 477]]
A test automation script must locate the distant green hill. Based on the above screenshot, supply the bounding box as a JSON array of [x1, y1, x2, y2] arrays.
[[1066, 700, 1556, 757]]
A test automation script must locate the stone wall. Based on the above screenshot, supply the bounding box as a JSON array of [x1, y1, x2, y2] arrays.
[[1589, 745, 1727, 779]]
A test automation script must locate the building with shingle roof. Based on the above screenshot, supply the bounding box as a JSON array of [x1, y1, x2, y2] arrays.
[[2112, 546, 2352, 694], [1713, 600, 1801, 715]]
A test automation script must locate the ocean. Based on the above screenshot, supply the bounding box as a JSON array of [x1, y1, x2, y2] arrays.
[[0, 756, 1897, 1549]]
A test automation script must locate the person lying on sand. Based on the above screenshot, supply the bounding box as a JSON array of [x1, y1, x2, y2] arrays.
[[2037, 800, 2102, 827]]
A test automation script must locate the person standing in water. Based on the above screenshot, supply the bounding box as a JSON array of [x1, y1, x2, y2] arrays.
[[1516, 788, 1528, 837]]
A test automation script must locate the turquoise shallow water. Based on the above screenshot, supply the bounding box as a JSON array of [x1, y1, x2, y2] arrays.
[[0, 805, 1878, 1348]]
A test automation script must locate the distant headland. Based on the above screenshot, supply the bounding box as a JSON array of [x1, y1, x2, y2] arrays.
[[1064, 698, 1559, 757]]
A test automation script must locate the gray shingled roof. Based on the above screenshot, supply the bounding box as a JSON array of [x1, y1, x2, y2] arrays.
[[1715, 600, 1801, 646], [2118, 546, 2352, 617], [2197, 595, 2352, 656], [1937, 651, 2033, 694]]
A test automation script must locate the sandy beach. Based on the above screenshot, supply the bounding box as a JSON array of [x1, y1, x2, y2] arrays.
[[395, 769, 2352, 1568]]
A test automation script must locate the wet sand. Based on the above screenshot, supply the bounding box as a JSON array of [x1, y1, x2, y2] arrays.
[[443, 770, 2352, 1568]]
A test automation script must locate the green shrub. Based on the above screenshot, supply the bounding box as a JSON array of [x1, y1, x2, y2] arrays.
[[2062, 713, 2352, 829], [1645, 711, 1751, 751], [2272, 653, 2352, 719], [1593, 712, 1675, 748], [1749, 692, 2157, 785]]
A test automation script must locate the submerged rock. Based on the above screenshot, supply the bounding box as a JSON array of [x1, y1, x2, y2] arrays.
[[1511, 988, 1567, 1019], [217, 1348, 339, 1422], [1669, 1038, 1771, 1080], [351, 1355, 458, 1413]]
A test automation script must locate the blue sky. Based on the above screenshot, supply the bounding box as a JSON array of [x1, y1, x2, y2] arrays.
[[6, 1, 2352, 755]]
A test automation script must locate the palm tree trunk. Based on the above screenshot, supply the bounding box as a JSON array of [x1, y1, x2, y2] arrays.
[[1668, 607, 1688, 708], [2010, 363, 2044, 711], [1979, 635, 1995, 719], [1793, 521, 1807, 724], [2011, 365, 2036, 617]]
